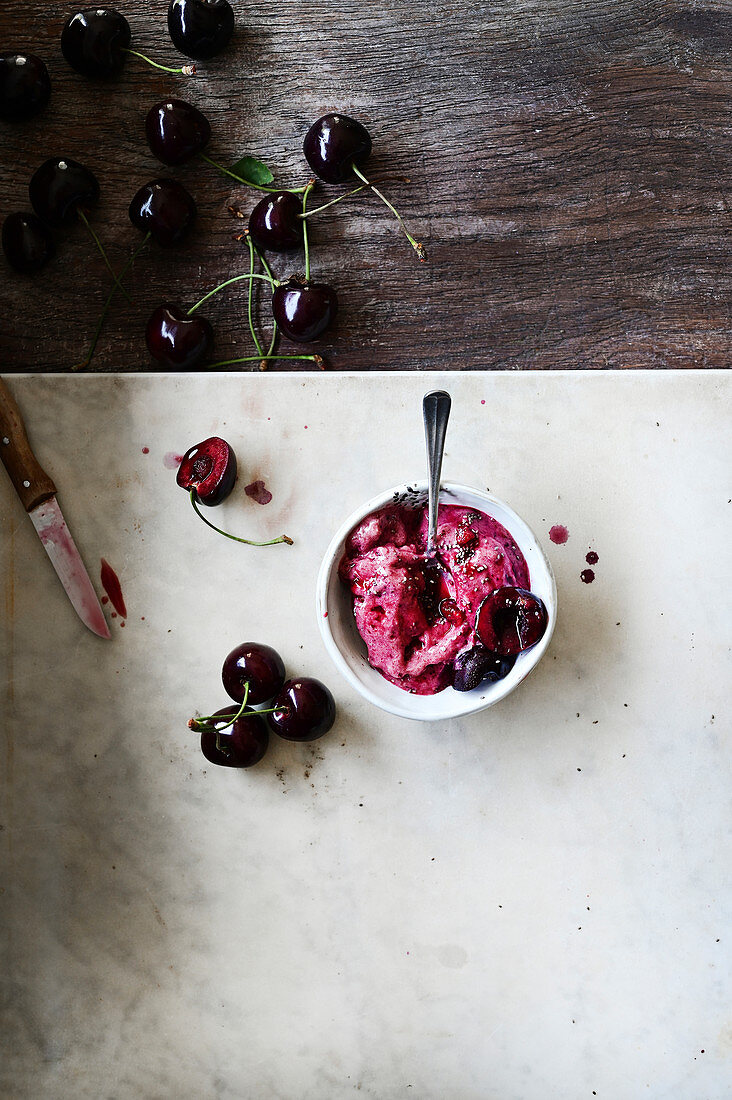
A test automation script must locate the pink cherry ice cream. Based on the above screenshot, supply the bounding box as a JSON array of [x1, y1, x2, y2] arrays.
[[338, 499, 533, 695]]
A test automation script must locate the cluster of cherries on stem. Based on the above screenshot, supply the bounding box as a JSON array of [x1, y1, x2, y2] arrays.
[[190, 642, 336, 767], [141, 103, 424, 370], [2, 3, 424, 371], [176, 434, 293, 547], [451, 587, 548, 691]]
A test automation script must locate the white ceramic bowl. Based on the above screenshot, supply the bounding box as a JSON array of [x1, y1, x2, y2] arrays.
[[316, 482, 557, 721]]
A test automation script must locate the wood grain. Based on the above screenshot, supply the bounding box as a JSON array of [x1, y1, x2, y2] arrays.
[[0, 0, 729, 371]]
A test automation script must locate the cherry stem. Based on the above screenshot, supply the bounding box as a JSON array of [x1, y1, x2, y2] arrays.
[[197, 152, 308, 194], [187, 272, 275, 315], [122, 48, 195, 76], [77, 209, 132, 304], [189, 489, 293, 546], [206, 355, 324, 369], [299, 176, 412, 219], [189, 682, 250, 734], [192, 697, 290, 728], [350, 163, 426, 261], [250, 242, 279, 362], [74, 232, 150, 369], [301, 179, 314, 282], [245, 235, 263, 358]]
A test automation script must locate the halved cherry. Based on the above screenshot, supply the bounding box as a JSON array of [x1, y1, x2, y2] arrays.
[[476, 586, 548, 656], [176, 436, 237, 505]]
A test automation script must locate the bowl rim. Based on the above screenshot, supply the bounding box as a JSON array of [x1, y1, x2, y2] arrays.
[[316, 481, 557, 721]]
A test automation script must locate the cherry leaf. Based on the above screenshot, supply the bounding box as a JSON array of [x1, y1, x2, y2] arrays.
[[228, 156, 274, 186]]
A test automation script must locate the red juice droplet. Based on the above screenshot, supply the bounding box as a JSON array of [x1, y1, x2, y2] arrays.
[[141, 447, 149, 455], [163, 452, 184, 470], [549, 525, 569, 545], [100, 558, 128, 618], [586, 550, 599, 565], [245, 480, 273, 505], [580, 568, 595, 584]]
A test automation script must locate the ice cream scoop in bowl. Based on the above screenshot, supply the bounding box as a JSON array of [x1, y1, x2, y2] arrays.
[[317, 480, 557, 722]]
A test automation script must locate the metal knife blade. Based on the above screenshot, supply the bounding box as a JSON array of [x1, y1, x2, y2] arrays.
[[28, 497, 111, 639], [0, 377, 111, 640]]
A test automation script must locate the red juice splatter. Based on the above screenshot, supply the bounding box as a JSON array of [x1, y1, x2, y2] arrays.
[[580, 569, 595, 584], [141, 447, 149, 455], [586, 550, 599, 565], [245, 480, 273, 505], [163, 452, 184, 470], [101, 595, 109, 605], [100, 558, 127, 618], [120, 621, 126, 627], [481, 400, 485, 405], [550, 525, 569, 545]]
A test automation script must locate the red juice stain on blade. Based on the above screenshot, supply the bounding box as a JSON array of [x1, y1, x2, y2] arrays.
[[245, 480, 272, 505], [163, 452, 184, 470], [100, 558, 127, 618], [549, 525, 569, 545]]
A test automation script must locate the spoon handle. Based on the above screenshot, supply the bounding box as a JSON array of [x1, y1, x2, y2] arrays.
[[423, 389, 451, 552]]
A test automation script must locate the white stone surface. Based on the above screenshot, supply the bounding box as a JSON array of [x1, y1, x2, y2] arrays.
[[0, 371, 729, 1100]]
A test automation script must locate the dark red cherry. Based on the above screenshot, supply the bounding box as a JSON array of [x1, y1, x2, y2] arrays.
[[176, 436, 237, 506], [267, 678, 336, 742], [222, 642, 286, 706], [129, 178, 197, 246], [248, 191, 303, 252], [199, 706, 269, 768], [303, 113, 372, 184], [476, 586, 548, 656], [168, 0, 234, 60], [452, 646, 516, 692], [29, 158, 100, 226], [145, 98, 211, 166], [271, 277, 337, 343], [0, 54, 51, 121], [2, 212, 55, 273], [146, 303, 213, 369], [61, 8, 131, 79]]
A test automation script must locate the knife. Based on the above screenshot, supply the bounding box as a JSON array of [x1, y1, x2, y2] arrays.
[[0, 378, 111, 639]]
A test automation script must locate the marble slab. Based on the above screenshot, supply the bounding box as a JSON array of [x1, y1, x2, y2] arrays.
[[0, 372, 730, 1100]]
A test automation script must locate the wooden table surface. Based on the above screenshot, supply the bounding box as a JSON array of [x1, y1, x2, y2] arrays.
[[1, 0, 730, 372]]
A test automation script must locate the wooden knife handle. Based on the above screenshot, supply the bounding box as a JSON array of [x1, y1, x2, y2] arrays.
[[0, 378, 57, 512]]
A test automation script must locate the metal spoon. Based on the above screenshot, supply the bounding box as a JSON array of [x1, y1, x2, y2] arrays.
[[422, 389, 451, 554]]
